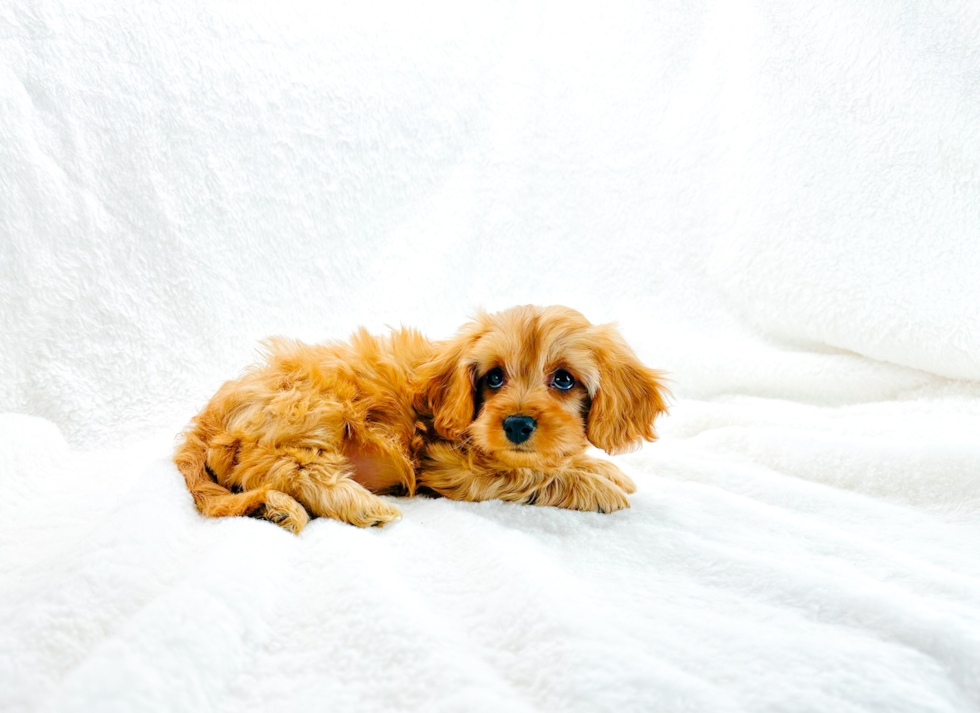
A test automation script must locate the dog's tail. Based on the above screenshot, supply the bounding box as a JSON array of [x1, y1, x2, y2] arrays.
[[174, 420, 271, 517]]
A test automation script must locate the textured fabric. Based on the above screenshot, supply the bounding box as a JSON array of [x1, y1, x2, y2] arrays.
[[1, 1, 979, 711]]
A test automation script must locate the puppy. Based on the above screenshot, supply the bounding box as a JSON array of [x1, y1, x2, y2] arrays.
[[174, 305, 668, 533]]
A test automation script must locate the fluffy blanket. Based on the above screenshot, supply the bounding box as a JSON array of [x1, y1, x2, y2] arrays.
[[1, 1, 978, 711]]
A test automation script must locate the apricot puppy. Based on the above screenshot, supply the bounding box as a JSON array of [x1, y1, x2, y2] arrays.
[[174, 305, 668, 533]]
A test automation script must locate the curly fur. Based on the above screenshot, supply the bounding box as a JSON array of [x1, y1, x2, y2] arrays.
[[174, 305, 669, 533]]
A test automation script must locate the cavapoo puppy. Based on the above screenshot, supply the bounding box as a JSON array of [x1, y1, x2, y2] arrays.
[[174, 305, 668, 533]]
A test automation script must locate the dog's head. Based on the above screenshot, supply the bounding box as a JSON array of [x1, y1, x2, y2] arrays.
[[416, 305, 669, 468]]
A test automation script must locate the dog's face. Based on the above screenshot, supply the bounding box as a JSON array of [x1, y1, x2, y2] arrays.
[[417, 305, 668, 469]]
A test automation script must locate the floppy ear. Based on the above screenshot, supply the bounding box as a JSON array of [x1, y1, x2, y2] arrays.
[[586, 324, 669, 454], [414, 331, 479, 441]]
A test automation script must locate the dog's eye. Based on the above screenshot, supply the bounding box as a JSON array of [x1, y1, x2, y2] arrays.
[[550, 369, 575, 390], [485, 367, 505, 389]]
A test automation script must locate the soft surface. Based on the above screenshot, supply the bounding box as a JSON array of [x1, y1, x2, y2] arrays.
[[2, 1, 979, 711]]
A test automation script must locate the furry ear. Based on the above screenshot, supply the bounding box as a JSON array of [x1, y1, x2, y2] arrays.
[[414, 330, 480, 441], [586, 325, 669, 455]]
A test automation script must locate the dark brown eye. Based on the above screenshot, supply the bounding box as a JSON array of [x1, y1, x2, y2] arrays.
[[550, 369, 575, 390], [486, 367, 505, 389]]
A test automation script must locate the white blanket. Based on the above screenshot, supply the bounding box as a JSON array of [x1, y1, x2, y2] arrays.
[[2, 1, 979, 711]]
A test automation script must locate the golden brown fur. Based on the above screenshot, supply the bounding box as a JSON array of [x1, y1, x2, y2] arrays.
[[174, 305, 669, 533]]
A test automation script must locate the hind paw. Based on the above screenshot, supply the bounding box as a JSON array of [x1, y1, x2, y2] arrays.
[[347, 497, 402, 528], [262, 490, 310, 534]]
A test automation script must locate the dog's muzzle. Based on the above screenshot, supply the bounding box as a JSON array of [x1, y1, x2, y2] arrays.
[[503, 415, 536, 445]]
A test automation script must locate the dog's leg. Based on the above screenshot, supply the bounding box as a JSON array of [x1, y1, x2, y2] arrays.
[[295, 476, 402, 527], [187, 485, 309, 534], [253, 490, 311, 534], [176, 430, 310, 533], [577, 456, 636, 494], [420, 444, 630, 513], [243, 445, 402, 528], [529, 456, 632, 513]]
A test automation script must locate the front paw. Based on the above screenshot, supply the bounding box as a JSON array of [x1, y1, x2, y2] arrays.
[[563, 479, 631, 513], [585, 459, 636, 494], [519, 459, 633, 513]]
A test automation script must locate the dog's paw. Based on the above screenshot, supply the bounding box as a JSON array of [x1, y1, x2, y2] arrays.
[[602, 467, 636, 495], [583, 482, 631, 514], [552, 476, 630, 514], [347, 497, 402, 528], [578, 457, 636, 494], [263, 490, 310, 534]]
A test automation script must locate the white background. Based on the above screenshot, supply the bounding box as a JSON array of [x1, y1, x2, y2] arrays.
[[2, 2, 979, 712], [3, 0, 978, 446]]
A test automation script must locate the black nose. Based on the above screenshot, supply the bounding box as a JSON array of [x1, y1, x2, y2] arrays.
[[503, 415, 536, 444]]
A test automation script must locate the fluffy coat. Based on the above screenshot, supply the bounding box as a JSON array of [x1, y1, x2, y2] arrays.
[[174, 305, 668, 533]]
